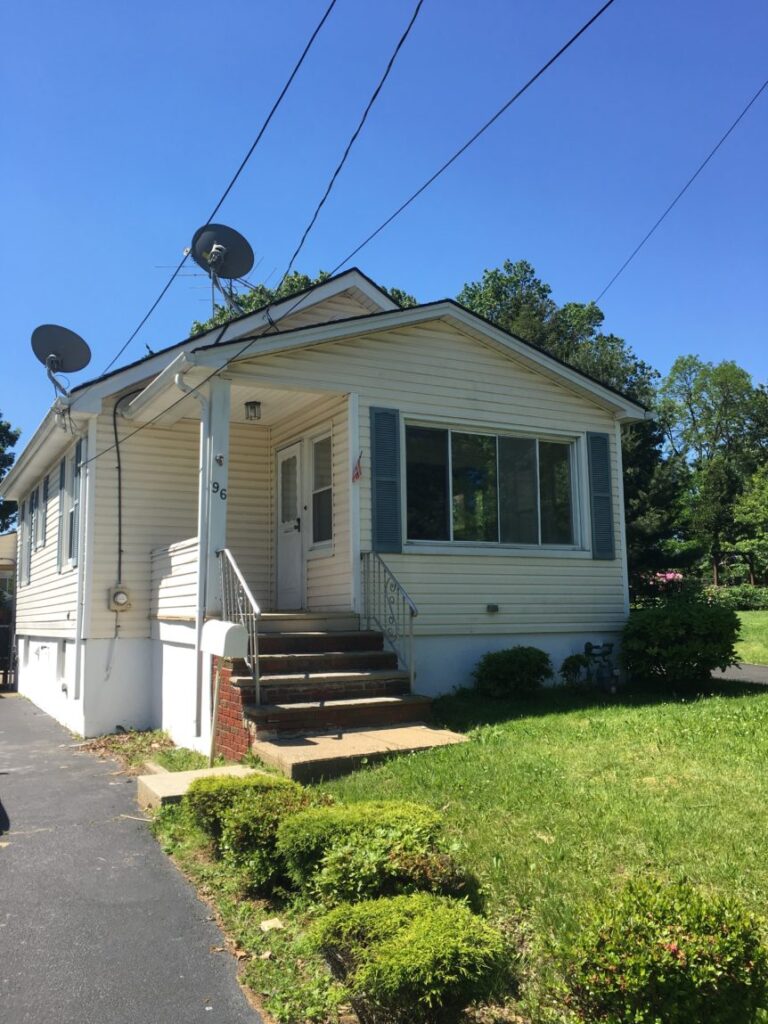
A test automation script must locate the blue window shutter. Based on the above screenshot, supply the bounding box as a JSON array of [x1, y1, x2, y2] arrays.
[[587, 432, 615, 560], [370, 407, 402, 553]]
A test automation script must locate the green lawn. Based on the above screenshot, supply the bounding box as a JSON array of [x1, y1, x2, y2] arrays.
[[322, 682, 768, 1013], [738, 610, 768, 665]]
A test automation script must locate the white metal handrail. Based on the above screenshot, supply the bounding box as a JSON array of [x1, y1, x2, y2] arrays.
[[361, 551, 419, 688], [218, 548, 261, 703]]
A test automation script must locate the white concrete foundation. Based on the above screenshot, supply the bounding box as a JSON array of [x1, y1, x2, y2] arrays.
[[412, 631, 623, 697], [16, 636, 84, 736]]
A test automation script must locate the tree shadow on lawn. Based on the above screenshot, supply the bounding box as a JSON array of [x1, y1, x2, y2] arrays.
[[432, 679, 768, 732]]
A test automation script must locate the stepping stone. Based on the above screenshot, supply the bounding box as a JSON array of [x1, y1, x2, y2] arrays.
[[136, 765, 262, 810]]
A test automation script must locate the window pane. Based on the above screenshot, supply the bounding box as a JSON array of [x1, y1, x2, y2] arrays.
[[280, 456, 297, 523], [499, 437, 538, 544], [406, 426, 449, 541], [539, 442, 573, 544], [313, 437, 332, 491], [451, 433, 498, 542], [313, 489, 332, 543]]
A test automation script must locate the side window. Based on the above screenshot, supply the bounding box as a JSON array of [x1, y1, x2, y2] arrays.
[[311, 435, 333, 545], [68, 440, 83, 567], [40, 475, 49, 547], [57, 458, 66, 572], [19, 499, 29, 586]]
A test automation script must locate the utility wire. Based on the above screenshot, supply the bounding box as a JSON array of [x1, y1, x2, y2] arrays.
[[80, 0, 615, 468], [96, 0, 338, 377], [278, 0, 425, 288], [595, 76, 768, 302]]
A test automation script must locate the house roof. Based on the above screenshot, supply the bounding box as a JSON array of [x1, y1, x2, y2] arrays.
[[1, 268, 649, 499]]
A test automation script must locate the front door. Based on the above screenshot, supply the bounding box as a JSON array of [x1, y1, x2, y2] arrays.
[[276, 442, 303, 609]]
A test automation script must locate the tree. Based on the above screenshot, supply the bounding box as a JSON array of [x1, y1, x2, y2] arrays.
[[733, 465, 768, 584], [190, 271, 418, 336], [0, 412, 20, 533]]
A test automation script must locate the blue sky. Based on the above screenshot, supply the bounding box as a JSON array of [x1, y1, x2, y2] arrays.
[[2, 0, 766, 446]]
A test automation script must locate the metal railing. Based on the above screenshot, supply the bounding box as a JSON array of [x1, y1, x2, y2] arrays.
[[218, 548, 261, 703], [361, 551, 419, 688]]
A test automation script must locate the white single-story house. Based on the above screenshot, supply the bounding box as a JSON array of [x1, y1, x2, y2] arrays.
[[1, 269, 647, 751]]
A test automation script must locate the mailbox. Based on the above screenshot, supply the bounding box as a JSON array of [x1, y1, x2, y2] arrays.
[[200, 620, 247, 659]]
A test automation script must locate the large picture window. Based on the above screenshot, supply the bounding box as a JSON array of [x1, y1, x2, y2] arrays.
[[405, 426, 575, 547]]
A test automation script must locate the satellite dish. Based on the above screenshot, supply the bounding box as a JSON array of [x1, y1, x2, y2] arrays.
[[31, 324, 91, 398], [190, 223, 254, 280]]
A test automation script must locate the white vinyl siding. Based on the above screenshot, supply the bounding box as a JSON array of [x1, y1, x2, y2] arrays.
[[235, 320, 627, 635], [150, 537, 198, 619]]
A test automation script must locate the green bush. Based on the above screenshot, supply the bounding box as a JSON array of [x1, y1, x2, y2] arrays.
[[473, 646, 553, 698], [559, 653, 590, 685], [311, 893, 510, 1023], [621, 599, 740, 683], [705, 584, 768, 611], [310, 834, 476, 908], [219, 784, 313, 892], [276, 801, 442, 889], [567, 877, 768, 1024], [186, 772, 297, 843]]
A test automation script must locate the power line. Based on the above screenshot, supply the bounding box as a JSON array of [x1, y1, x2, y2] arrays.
[[80, 0, 617, 468], [327, 0, 619, 274], [96, 0, 339, 378], [595, 77, 768, 302], [278, 0, 425, 287]]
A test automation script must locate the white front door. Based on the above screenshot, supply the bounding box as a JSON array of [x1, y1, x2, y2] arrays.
[[276, 442, 304, 609]]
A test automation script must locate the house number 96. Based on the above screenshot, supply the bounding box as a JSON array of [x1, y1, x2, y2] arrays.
[[212, 482, 227, 500]]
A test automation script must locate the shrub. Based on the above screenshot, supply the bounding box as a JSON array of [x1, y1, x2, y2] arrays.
[[276, 801, 442, 889], [559, 653, 590, 685], [473, 646, 553, 698], [621, 599, 739, 683], [219, 783, 314, 892], [704, 584, 768, 611], [310, 892, 510, 1023], [310, 834, 476, 908], [567, 877, 768, 1024], [186, 772, 297, 843]]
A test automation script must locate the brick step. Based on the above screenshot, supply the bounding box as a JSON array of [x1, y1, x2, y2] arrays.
[[252, 631, 385, 656], [260, 673, 410, 705], [256, 649, 399, 676], [259, 612, 361, 634], [244, 693, 432, 737]]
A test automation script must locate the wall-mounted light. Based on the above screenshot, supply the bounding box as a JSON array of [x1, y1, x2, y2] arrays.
[[244, 400, 262, 422]]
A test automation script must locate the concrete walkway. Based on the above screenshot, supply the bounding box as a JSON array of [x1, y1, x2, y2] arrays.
[[0, 695, 261, 1024], [713, 663, 768, 685]]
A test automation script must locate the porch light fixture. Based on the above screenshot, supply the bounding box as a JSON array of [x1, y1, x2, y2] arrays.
[[244, 400, 262, 422]]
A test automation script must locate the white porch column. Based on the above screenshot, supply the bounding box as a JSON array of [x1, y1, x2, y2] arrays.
[[204, 377, 231, 617]]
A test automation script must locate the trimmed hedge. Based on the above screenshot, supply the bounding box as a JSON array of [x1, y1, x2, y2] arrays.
[[473, 646, 553, 698], [311, 893, 509, 1023], [567, 877, 768, 1024], [219, 785, 313, 892], [311, 835, 476, 908], [621, 599, 739, 683], [276, 801, 442, 889], [186, 772, 297, 843]]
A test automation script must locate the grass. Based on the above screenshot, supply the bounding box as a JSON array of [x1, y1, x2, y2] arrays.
[[320, 681, 768, 1016], [737, 611, 768, 665], [81, 729, 225, 772]]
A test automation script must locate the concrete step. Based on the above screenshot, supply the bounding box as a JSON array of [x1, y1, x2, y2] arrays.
[[136, 766, 262, 810], [250, 724, 468, 782], [257, 649, 399, 676], [259, 612, 361, 634], [259, 670, 410, 705], [245, 693, 432, 738], [252, 630, 386, 656]]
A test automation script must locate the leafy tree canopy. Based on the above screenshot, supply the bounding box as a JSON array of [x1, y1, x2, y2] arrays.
[[0, 412, 20, 533], [190, 271, 416, 336]]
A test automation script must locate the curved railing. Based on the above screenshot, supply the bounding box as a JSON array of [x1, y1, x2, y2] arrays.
[[361, 551, 419, 688], [218, 548, 261, 703]]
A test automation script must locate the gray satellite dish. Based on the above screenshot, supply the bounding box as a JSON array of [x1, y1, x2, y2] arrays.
[[31, 324, 91, 397], [190, 223, 254, 280], [189, 223, 255, 317]]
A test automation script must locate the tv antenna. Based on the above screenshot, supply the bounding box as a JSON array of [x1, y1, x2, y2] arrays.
[[32, 325, 92, 399], [187, 223, 255, 316]]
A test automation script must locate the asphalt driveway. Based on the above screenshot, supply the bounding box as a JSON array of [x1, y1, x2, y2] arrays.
[[0, 694, 261, 1024]]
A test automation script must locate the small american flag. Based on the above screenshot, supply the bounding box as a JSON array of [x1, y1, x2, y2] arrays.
[[352, 450, 363, 482]]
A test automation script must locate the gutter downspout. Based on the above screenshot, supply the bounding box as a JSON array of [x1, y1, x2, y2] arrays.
[[174, 372, 210, 738]]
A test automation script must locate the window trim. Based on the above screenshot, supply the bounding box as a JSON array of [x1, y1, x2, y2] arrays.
[[403, 418, 583, 553], [309, 431, 333, 552]]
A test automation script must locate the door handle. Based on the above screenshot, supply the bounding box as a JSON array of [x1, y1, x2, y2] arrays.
[[294, 517, 301, 532]]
